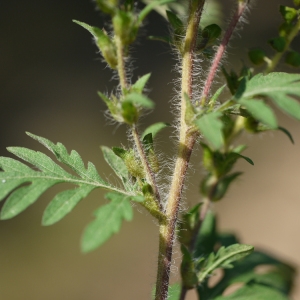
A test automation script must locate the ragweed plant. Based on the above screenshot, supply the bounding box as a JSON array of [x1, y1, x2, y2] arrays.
[[1, 0, 300, 299]]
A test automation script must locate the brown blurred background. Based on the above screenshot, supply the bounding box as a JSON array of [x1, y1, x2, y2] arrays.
[[1, 0, 300, 299]]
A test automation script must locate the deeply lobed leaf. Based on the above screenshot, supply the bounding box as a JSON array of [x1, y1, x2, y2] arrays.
[[81, 192, 134, 252], [0, 133, 129, 222]]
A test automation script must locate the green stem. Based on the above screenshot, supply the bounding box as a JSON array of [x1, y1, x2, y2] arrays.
[[114, 32, 162, 210], [115, 36, 128, 91], [154, 1, 205, 299], [131, 125, 162, 211], [265, 17, 300, 74]]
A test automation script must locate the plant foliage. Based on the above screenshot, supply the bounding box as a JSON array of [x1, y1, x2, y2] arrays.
[[1, 0, 300, 299]]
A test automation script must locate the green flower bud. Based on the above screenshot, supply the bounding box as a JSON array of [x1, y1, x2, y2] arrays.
[[113, 11, 138, 45]]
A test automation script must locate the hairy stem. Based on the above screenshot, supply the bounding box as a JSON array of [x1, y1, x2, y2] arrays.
[[115, 36, 128, 91], [154, 1, 205, 299], [131, 125, 162, 210], [265, 17, 300, 74], [114, 33, 162, 209], [201, 0, 249, 104]]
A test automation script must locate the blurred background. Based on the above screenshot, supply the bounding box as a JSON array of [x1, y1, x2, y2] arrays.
[[1, 0, 300, 299]]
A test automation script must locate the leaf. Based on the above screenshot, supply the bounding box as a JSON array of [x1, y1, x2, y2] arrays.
[[271, 94, 300, 121], [268, 37, 286, 52], [124, 92, 155, 109], [200, 1, 223, 28], [198, 244, 254, 283], [209, 85, 226, 106], [181, 245, 198, 289], [239, 99, 278, 129], [235, 73, 300, 121], [210, 172, 243, 201], [178, 203, 201, 247], [285, 51, 300, 67], [294, 0, 300, 7], [81, 192, 133, 252], [213, 283, 291, 300], [194, 210, 217, 257], [42, 186, 95, 226], [131, 73, 151, 93], [121, 101, 139, 124], [142, 122, 170, 140], [166, 10, 184, 33], [278, 126, 294, 144], [72, 20, 104, 40], [280, 5, 298, 23], [97, 92, 121, 121], [202, 250, 296, 299], [26, 133, 107, 184], [73, 20, 117, 68], [138, 0, 175, 24], [248, 48, 267, 65], [201, 24, 222, 47], [148, 35, 172, 44], [0, 133, 127, 220], [184, 93, 197, 125], [101, 146, 129, 188], [195, 112, 224, 150], [232, 153, 254, 166]]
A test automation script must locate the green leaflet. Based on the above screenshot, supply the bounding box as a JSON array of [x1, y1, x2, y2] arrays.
[[73, 20, 117, 69], [198, 244, 254, 283], [235, 73, 300, 121], [209, 85, 226, 106], [1, 179, 59, 220], [42, 186, 95, 226], [239, 99, 278, 129], [181, 245, 198, 288], [81, 192, 134, 252], [195, 112, 224, 150], [27, 132, 106, 183], [138, 0, 175, 24], [208, 250, 296, 298], [124, 92, 155, 109], [166, 10, 184, 38], [0, 133, 128, 220], [194, 210, 217, 257], [142, 122, 170, 139], [213, 283, 290, 300], [178, 203, 201, 248], [131, 73, 151, 94], [101, 146, 129, 189], [278, 126, 294, 144]]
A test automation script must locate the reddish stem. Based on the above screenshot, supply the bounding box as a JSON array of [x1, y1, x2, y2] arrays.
[[201, 1, 249, 103]]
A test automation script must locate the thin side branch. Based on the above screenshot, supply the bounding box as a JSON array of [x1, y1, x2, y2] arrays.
[[131, 125, 162, 211], [265, 16, 300, 73], [200, 0, 249, 104], [114, 32, 162, 209]]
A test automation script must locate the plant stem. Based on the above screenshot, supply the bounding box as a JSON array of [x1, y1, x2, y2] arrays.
[[131, 125, 162, 210], [200, 0, 249, 105], [179, 286, 188, 300], [154, 1, 205, 299], [265, 17, 300, 74], [114, 33, 162, 209], [115, 36, 128, 91]]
